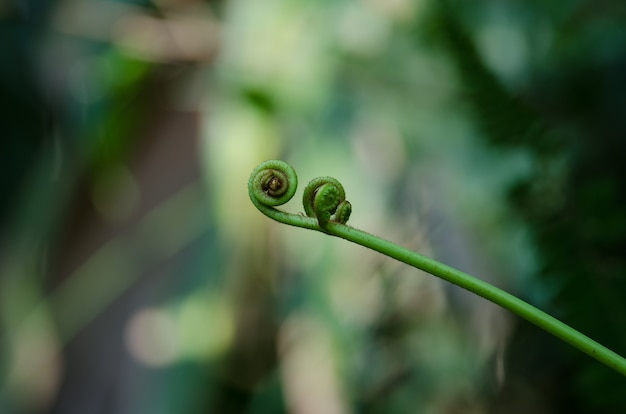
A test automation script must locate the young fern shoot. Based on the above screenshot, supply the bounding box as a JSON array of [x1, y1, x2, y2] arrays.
[[248, 160, 626, 377]]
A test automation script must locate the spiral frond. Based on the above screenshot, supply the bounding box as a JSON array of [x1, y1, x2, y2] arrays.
[[246, 160, 626, 377], [249, 160, 298, 207], [303, 176, 352, 227], [248, 160, 352, 229]]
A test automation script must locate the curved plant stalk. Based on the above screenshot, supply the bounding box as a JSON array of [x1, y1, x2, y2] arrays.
[[248, 160, 626, 377]]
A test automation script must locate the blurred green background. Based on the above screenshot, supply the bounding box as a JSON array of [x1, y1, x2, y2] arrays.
[[1, 0, 626, 413]]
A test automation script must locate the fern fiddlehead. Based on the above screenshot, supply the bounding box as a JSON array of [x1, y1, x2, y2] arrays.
[[248, 160, 352, 230], [303, 176, 352, 226], [248, 160, 626, 377]]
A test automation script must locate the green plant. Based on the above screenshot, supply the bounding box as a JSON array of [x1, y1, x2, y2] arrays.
[[248, 159, 626, 377]]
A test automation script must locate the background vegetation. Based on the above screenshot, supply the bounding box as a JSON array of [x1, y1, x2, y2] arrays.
[[1, 0, 625, 413]]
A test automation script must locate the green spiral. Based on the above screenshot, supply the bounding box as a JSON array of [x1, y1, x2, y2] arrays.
[[303, 177, 352, 227], [248, 160, 298, 207], [248, 160, 352, 230]]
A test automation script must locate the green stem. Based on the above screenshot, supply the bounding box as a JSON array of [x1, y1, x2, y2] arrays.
[[248, 160, 626, 377]]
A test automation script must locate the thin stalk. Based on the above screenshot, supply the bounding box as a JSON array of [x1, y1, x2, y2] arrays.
[[326, 222, 626, 376]]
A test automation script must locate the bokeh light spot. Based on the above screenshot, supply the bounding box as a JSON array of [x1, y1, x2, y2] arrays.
[[125, 307, 180, 368]]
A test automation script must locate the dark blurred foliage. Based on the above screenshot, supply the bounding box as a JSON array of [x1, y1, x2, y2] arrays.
[[1, 1, 220, 413], [427, 0, 626, 411], [0, 0, 56, 228]]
